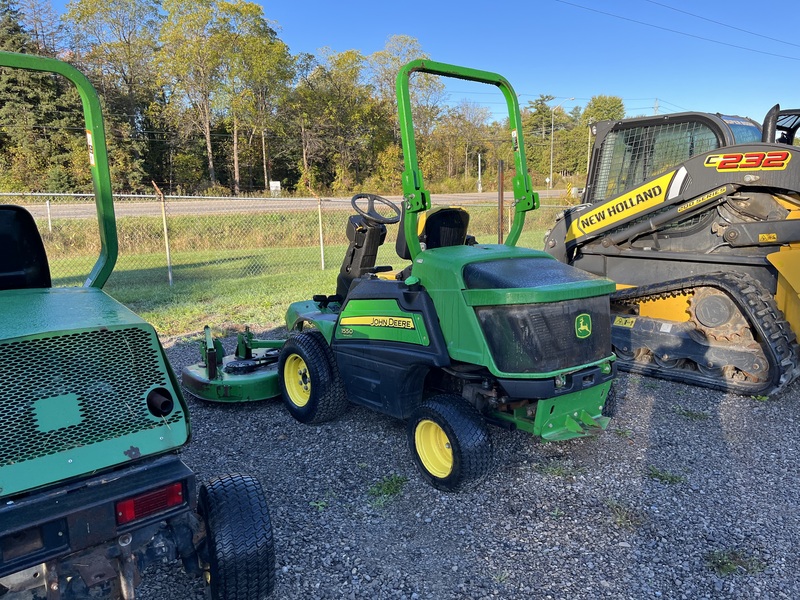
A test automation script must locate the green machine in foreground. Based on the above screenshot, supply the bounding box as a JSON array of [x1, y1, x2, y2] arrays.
[[183, 60, 617, 492], [0, 52, 274, 599]]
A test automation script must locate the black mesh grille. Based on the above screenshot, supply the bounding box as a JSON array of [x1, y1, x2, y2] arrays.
[[590, 121, 719, 204], [0, 327, 183, 467], [475, 296, 611, 373]]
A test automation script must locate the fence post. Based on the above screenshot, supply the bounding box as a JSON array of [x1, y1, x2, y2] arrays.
[[46, 198, 52, 233], [152, 181, 174, 286], [318, 196, 325, 270]]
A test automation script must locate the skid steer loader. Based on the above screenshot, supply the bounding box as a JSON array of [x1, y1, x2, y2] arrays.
[[0, 52, 274, 599], [544, 106, 800, 396]]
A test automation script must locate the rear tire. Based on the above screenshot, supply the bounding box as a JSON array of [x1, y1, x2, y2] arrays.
[[198, 474, 275, 600], [407, 394, 492, 492], [278, 330, 348, 424]]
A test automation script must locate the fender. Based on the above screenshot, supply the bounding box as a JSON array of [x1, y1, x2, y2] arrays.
[[285, 299, 338, 343], [767, 248, 800, 333]]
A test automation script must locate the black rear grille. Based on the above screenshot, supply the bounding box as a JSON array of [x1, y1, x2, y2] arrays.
[[0, 327, 184, 468], [475, 296, 612, 373]]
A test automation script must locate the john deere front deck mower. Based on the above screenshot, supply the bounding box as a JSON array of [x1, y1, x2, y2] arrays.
[[183, 60, 617, 492], [0, 52, 274, 599]]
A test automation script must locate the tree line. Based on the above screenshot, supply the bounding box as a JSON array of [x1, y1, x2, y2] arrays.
[[0, 0, 626, 196]]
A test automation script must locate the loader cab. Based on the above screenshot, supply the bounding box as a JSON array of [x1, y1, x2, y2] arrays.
[[585, 112, 761, 205]]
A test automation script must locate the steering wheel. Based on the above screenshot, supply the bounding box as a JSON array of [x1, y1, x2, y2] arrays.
[[350, 193, 401, 225]]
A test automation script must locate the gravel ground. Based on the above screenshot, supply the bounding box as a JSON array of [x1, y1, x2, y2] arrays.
[[136, 331, 800, 600]]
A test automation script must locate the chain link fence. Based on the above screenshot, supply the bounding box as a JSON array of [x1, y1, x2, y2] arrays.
[[1, 192, 571, 294]]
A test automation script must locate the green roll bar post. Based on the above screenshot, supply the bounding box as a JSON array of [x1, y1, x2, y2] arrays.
[[395, 59, 539, 259], [0, 51, 117, 288]]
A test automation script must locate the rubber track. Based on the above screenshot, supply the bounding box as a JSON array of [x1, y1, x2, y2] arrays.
[[612, 271, 800, 396]]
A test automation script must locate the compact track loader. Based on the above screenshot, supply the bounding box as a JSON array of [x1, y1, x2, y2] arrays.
[[183, 60, 617, 492], [0, 52, 274, 599], [544, 107, 800, 395]]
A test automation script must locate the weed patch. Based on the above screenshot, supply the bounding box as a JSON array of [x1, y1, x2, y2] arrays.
[[368, 474, 408, 508], [706, 549, 766, 576], [647, 465, 686, 484]]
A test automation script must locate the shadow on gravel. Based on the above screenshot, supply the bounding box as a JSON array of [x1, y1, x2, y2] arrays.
[[603, 372, 800, 599]]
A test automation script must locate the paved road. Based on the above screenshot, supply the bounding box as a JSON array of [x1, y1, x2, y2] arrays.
[[22, 190, 569, 220]]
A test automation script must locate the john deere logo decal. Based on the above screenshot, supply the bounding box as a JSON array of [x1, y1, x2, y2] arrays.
[[575, 314, 592, 339]]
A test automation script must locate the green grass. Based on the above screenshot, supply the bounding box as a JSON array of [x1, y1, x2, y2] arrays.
[[647, 465, 686, 485], [50, 247, 348, 337], [706, 549, 766, 576], [535, 460, 585, 479], [671, 406, 711, 421], [604, 498, 645, 530], [43, 210, 555, 337], [367, 474, 408, 508]]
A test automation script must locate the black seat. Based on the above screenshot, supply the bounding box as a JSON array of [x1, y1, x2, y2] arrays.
[[396, 206, 471, 260], [0, 204, 51, 290], [335, 215, 388, 299]]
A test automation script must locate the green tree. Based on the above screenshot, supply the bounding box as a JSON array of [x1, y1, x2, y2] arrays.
[[19, 0, 64, 55], [0, 1, 86, 191], [522, 94, 556, 139], [160, 0, 225, 187], [278, 48, 392, 195], [582, 95, 625, 126], [215, 0, 292, 194], [65, 0, 161, 191], [66, 0, 161, 124]]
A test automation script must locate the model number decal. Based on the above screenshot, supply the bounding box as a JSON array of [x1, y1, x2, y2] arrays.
[[677, 186, 727, 213], [704, 151, 791, 171], [339, 316, 415, 329], [613, 316, 636, 328]]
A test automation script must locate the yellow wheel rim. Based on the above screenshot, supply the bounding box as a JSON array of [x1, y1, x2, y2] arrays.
[[415, 419, 453, 478], [284, 353, 311, 407]]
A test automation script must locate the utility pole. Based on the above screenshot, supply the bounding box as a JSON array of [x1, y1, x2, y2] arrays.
[[477, 153, 482, 193]]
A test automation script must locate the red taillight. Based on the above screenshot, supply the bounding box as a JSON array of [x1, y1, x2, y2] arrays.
[[115, 482, 185, 525]]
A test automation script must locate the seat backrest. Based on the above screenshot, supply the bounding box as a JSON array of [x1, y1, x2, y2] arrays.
[[0, 204, 51, 290], [335, 215, 387, 299], [396, 206, 470, 260]]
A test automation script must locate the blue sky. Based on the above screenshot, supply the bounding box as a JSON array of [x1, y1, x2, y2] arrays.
[[51, 0, 799, 123], [262, 0, 799, 123]]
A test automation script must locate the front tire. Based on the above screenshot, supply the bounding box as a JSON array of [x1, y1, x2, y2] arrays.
[[198, 474, 275, 600], [278, 330, 348, 424], [407, 394, 492, 492]]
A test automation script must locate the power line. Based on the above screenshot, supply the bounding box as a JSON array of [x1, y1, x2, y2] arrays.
[[555, 0, 800, 62], [643, 0, 800, 50], [657, 98, 691, 111]]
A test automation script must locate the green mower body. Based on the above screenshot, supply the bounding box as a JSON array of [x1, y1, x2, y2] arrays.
[[0, 52, 274, 599], [183, 61, 617, 491]]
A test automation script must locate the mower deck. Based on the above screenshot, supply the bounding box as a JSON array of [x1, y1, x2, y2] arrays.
[[182, 326, 284, 403]]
